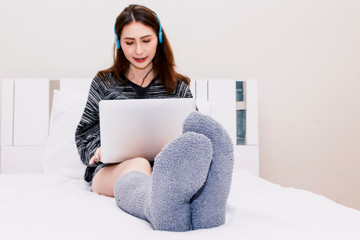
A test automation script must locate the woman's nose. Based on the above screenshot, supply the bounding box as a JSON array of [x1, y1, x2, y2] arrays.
[[135, 42, 143, 55]]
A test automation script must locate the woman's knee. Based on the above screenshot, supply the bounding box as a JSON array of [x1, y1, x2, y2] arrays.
[[123, 157, 152, 176], [91, 158, 151, 196]]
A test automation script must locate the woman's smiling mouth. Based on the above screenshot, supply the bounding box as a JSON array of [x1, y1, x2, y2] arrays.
[[134, 57, 148, 63]]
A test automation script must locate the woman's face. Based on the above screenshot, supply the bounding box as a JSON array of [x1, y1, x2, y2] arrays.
[[120, 21, 158, 71]]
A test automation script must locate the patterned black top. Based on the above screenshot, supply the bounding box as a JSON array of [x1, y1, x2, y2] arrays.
[[75, 73, 193, 182]]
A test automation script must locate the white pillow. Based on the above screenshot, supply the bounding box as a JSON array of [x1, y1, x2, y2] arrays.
[[42, 89, 88, 179]]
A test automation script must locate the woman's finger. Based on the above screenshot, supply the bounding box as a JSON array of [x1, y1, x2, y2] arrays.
[[89, 147, 102, 166], [89, 156, 95, 165], [97, 147, 102, 162]]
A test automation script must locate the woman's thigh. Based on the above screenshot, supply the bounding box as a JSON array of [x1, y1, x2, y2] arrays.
[[91, 157, 152, 197]]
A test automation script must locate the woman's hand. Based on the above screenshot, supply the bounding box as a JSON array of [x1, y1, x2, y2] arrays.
[[89, 147, 102, 165]]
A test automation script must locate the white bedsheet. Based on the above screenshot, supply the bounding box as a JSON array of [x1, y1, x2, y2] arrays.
[[1, 170, 359, 240]]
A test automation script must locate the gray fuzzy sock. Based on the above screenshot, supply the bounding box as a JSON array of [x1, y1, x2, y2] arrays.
[[183, 111, 234, 230], [114, 171, 151, 221], [114, 132, 213, 232]]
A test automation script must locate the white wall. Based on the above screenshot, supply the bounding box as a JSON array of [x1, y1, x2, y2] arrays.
[[1, 0, 360, 210]]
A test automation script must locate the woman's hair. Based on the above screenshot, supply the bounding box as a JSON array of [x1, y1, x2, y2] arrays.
[[98, 4, 190, 92]]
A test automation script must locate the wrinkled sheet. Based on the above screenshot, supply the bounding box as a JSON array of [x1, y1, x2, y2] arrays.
[[1, 170, 359, 240]]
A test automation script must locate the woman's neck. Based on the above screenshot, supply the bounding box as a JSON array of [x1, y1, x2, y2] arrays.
[[126, 64, 155, 87]]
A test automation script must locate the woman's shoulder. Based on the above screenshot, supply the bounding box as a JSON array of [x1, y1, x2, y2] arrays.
[[175, 74, 191, 93], [177, 78, 191, 85], [92, 71, 126, 89], [173, 77, 192, 98], [94, 71, 114, 84], [176, 75, 191, 89]]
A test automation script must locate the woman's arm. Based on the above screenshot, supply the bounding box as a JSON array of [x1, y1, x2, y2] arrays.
[[75, 77, 104, 167]]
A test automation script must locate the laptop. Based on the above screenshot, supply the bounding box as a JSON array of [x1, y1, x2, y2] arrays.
[[99, 98, 196, 164]]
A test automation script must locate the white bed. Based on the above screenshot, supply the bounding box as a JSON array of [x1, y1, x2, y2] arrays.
[[1, 78, 360, 240]]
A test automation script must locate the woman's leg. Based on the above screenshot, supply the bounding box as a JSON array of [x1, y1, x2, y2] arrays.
[[91, 157, 152, 197], [113, 132, 213, 232], [183, 111, 234, 230]]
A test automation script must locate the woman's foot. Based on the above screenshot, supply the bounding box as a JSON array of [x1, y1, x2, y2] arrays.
[[183, 111, 234, 229], [151, 132, 213, 231]]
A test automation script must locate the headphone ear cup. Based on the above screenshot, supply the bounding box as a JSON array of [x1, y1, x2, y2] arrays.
[[158, 31, 163, 44], [114, 25, 120, 49], [115, 35, 121, 49]]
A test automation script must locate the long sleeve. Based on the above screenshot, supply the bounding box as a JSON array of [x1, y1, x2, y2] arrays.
[[75, 77, 104, 181]]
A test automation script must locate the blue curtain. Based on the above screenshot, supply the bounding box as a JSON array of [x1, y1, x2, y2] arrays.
[[236, 81, 246, 145]]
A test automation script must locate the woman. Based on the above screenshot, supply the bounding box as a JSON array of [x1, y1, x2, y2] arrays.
[[75, 4, 234, 232]]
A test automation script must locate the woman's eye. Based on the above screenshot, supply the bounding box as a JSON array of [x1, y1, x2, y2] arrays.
[[125, 42, 134, 45], [143, 39, 151, 43]]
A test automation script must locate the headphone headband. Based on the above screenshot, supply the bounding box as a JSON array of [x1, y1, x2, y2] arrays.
[[154, 12, 163, 44], [114, 11, 163, 50]]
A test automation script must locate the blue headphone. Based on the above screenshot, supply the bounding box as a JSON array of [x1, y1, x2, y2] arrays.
[[114, 12, 163, 50]]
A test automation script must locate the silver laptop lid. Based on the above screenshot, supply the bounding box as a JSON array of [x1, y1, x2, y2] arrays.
[[99, 98, 196, 164]]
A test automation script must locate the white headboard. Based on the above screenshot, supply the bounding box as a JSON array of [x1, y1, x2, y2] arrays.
[[1, 78, 259, 175]]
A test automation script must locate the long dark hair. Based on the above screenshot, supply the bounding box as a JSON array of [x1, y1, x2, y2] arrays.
[[98, 4, 190, 92]]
